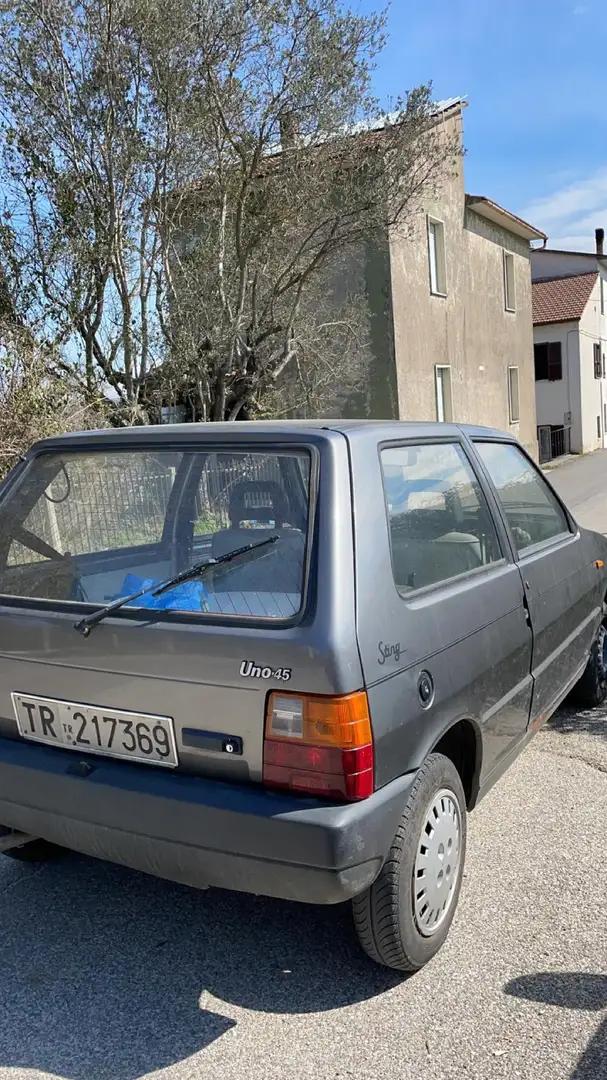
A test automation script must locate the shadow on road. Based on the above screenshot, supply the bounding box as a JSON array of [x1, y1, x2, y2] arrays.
[[0, 854, 401, 1080], [505, 972, 607, 1080], [550, 703, 607, 741]]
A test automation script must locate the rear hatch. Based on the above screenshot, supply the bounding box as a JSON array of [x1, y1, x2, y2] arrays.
[[0, 436, 353, 783]]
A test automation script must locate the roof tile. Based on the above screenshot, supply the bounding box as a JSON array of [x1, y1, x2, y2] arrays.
[[532, 272, 598, 325]]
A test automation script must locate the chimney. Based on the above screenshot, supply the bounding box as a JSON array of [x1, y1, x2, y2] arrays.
[[596, 227, 604, 257], [279, 111, 300, 150]]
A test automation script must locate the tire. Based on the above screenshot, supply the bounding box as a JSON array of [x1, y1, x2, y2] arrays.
[[2, 839, 63, 863], [572, 621, 607, 709], [352, 753, 467, 973]]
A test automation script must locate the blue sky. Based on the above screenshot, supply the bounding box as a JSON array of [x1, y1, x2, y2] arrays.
[[358, 0, 607, 250]]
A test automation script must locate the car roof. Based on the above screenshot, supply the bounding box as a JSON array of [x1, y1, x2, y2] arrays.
[[31, 419, 513, 452]]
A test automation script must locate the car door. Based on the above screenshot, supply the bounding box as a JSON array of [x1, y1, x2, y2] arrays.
[[353, 435, 534, 789], [472, 439, 602, 727]]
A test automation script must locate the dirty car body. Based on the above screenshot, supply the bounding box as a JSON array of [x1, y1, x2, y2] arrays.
[[0, 421, 605, 970]]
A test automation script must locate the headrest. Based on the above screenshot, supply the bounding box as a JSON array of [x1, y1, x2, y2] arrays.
[[228, 481, 289, 527]]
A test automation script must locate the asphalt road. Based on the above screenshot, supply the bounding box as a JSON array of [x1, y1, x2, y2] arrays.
[[0, 452, 606, 1080], [547, 449, 607, 533]]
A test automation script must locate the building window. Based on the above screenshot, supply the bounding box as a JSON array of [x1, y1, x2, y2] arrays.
[[508, 366, 520, 423], [435, 365, 453, 422], [427, 218, 447, 296], [594, 343, 602, 379], [503, 251, 516, 312], [534, 341, 562, 381], [598, 416, 602, 439]]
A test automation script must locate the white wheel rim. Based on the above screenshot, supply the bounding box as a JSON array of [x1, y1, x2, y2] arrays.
[[413, 787, 462, 937]]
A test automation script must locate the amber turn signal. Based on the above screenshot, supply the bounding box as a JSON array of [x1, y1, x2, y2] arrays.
[[266, 690, 372, 748], [263, 690, 374, 801]]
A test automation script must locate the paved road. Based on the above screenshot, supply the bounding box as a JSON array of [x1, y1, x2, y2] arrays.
[[548, 449, 607, 533], [0, 717, 605, 1080], [0, 452, 606, 1080]]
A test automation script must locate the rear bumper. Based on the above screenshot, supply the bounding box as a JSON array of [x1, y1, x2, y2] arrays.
[[0, 738, 413, 904]]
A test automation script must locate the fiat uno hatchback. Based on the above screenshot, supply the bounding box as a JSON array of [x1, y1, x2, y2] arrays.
[[0, 421, 605, 971]]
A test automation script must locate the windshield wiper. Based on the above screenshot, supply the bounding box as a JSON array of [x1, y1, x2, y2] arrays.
[[74, 534, 279, 637]]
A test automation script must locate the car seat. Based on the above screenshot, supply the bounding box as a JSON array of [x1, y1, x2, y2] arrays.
[[210, 481, 305, 595]]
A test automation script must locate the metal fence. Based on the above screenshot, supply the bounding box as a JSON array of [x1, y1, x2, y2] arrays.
[[11, 451, 290, 564], [538, 425, 571, 465]]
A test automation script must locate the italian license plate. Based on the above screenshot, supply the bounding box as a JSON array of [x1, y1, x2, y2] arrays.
[[11, 693, 179, 768]]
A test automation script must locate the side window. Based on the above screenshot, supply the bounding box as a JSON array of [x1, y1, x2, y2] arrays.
[[380, 442, 502, 593], [507, 366, 520, 423], [435, 365, 453, 422], [594, 342, 602, 380], [427, 218, 447, 296], [534, 341, 562, 381], [503, 251, 516, 311], [475, 441, 571, 554]]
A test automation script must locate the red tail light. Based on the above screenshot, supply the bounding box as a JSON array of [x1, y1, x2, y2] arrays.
[[262, 691, 374, 801]]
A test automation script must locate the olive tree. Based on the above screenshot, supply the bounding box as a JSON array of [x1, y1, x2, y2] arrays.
[[0, 0, 203, 417], [0, 0, 459, 422], [0, 327, 104, 478]]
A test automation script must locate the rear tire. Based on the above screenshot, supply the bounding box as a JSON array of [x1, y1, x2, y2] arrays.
[[572, 621, 607, 709], [353, 753, 467, 972], [2, 839, 63, 863]]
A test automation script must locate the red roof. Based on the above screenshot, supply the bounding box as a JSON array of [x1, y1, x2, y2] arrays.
[[532, 272, 598, 325]]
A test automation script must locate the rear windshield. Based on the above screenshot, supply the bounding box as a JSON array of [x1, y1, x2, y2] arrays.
[[0, 447, 312, 621]]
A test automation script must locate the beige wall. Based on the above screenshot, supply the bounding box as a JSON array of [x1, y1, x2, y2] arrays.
[[387, 133, 538, 457]]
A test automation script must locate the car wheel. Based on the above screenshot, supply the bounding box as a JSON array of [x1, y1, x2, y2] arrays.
[[572, 621, 607, 709], [352, 753, 467, 972], [2, 839, 63, 863]]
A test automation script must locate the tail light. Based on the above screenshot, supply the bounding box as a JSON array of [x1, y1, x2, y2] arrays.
[[263, 690, 374, 801]]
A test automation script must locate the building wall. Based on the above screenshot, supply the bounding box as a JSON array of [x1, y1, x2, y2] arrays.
[[534, 282, 607, 455], [387, 116, 466, 430], [531, 250, 597, 279], [388, 126, 538, 457], [532, 251, 607, 454], [333, 236, 398, 420], [578, 278, 607, 452], [463, 211, 537, 456], [292, 233, 398, 420], [533, 320, 582, 452]]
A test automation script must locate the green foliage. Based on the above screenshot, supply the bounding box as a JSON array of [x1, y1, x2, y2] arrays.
[[0, 330, 106, 478], [0, 0, 459, 426]]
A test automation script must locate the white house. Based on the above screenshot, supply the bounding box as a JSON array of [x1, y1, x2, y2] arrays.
[[531, 230, 607, 462]]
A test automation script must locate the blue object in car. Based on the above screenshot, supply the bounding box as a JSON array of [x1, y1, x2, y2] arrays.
[[117, 574, 211, 612]]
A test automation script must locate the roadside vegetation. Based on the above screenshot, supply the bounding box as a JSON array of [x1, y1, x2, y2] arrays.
[[0, 0, 458, 473]]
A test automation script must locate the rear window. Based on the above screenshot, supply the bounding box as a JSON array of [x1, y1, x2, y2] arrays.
[[0, 447, 312, 621]]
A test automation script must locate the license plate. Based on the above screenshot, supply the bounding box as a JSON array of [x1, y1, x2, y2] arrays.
[[11, 693, 179, 768]]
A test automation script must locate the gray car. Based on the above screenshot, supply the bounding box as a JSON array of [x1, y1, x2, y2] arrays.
[[0, 421, 605, 972]]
